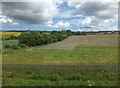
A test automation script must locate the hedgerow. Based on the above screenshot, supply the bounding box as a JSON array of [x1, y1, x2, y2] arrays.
[[18, 31, 69, 46]]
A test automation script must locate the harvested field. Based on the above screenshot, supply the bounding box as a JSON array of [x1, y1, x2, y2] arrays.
[[41, 34, 118, 50], [41, 36, 81, 50]]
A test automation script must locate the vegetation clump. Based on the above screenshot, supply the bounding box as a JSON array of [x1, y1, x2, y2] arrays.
[[18, 44, 27, 48], [4, 43, 27, 49], [10, 44, 20, 49], [4, 43, 11, 48], [18, 31, 70, 46]]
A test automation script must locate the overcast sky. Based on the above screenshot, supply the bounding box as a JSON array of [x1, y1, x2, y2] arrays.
[[0, 0, 119, 31]]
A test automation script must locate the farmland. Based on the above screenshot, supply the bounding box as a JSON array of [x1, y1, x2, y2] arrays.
[[0, 31, 21, 40], [2, 32, 119, 86], [2, 34, 118, 65]]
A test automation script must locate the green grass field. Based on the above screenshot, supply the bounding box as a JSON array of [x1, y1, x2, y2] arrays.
[[2, 34, 118, 65], [2, 45, 118, 65], [3, 65, 118, 86], [2, 34, 119, 86], [2, 40, 19, 45]]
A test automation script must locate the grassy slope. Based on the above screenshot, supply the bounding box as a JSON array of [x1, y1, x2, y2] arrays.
[[2, 34, 119, 86], [2, 34, 118, 65]]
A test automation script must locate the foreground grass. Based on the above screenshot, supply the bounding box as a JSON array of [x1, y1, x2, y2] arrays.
[[3, 65, 118, 86]]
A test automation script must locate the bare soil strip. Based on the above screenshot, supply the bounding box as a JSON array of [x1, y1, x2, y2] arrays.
[[41, 36, 82, 50]]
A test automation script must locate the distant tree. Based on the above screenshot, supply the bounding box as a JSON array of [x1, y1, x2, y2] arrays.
[[66, 30, 73, 36]]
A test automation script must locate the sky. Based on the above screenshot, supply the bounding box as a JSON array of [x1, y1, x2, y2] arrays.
[[0, 0, 119, 31]]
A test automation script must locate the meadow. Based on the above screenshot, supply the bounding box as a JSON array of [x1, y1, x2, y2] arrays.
[[2, 32, 119, 86]]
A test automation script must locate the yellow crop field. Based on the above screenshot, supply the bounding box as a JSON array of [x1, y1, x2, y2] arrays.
[[0, 32, 21, 39]]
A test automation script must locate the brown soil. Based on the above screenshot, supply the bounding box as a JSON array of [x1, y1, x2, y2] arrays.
[[41, 36, 81, 50]]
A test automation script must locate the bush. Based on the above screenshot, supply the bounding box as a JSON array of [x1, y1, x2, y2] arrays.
[[18, 44, 27, 48], [55, 33, 64, 41], [11, 44, 20, 49], [51, 34, 58, 42], [18, 31, 69, 46], [18, 31, 44, 46], [9, 35, 18, 39], [4, 44, 11, 48]]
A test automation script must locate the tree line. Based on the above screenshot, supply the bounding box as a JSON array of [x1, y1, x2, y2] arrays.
[[18, 31, 72, 46]]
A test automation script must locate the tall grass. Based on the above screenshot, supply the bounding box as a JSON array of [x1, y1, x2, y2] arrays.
[[3, 65, 118, 86]]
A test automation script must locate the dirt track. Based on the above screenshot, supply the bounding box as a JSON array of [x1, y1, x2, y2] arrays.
[[41, 35, 118, 50]]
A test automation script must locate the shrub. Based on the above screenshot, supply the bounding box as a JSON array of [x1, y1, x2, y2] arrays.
[[42, 34, 49, 44], [4, 44, 11, 48], [11, 44, 20, 49], [51, 34, 58, 42], [55, 33, 64, 41], [18, 44, 27, 48], [9, 35, 18, 39]]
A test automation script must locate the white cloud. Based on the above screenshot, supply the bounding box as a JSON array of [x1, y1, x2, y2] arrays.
[[7, 18, 13, 23], [81, 17, 92, 26], [76, 17, 93, 27], [46, 20, 53, 27], [68, 0, 81, 8], [54, 21, 70, 28], [68, 0, 118, 31], [53, 0, 63, 5], [0, 16, 13, 24]]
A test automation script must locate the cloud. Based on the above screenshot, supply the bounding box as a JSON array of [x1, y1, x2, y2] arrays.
[[0, 16, 13, 24], [68, 0, 119, 8], [72, 2, 118, 20], [67, 0, 81, 8], [2, 1, 60, 24], [54, 21, 70, 28], [53, 0, 63, 5], [68, 0, 118, 31], [75, 16, 118, 31], [1, 0, 118, 31], [77, 17, 93, 27]]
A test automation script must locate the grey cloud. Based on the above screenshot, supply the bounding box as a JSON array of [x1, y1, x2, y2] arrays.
[[73, 2, 117, 19], [2, 2, 58, 24]]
